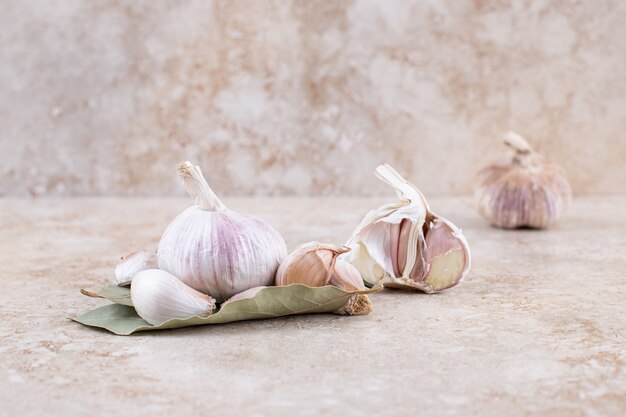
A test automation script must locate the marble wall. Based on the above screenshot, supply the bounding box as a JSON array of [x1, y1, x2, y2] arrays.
[[1, 0, 625, 197]]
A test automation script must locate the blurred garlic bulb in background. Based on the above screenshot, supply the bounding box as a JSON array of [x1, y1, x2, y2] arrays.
[[157, 162, 288, 302], [276, 242, 372, 315], [345, 164, 470, 293], [115, 250, 157, 286], [131, 269, 216, 326], [474, 132, 572, 229]]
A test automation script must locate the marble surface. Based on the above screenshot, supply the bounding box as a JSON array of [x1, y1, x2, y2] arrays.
[[2, 1, 626, 197], [0, 196, 624, 416]]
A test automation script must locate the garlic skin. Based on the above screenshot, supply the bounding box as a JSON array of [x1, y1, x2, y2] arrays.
[[157, 162, 288, 302], [345, 164, 470, 293], [475, 132, 572, 229], [276, 242, 372, 315], [130, 269, 216, 326], [115, 250, 157, 286]]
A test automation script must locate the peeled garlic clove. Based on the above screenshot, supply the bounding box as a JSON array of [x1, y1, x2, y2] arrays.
[[474, 131, 572, 229], [130, 269, 216, 326], [115, 250, 157, 286], [222, 286, 267, 305], [157, 162, 288, 302], [344, 164, 470, 293], [275, 242, 349, 287]]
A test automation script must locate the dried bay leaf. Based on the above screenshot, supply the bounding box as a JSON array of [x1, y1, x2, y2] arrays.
[[74, 284, 380, 335]]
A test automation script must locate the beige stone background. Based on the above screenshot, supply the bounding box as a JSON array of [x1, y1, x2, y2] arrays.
[[1, 0, 625, 197]]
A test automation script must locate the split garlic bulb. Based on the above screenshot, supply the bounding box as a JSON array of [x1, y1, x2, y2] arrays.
[[345, 164, 470, 293], [474, 132, 572, 229], [131, 269, 216, 326], [115, 250, 157, 286], [157, 162, 288, 302], [276, 242, 372, 315]]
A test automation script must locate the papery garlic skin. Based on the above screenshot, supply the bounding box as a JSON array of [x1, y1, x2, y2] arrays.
[[130, 269, 216, 326], [157, 162, 288, 302], [475, 132, 572, 229], [115, 250, 157, 286], [345, 164, 470, 293]]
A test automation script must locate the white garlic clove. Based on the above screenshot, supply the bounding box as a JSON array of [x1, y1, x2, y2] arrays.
[[345, 164, 471, 293], [157, 162, 288, 302], [115, 250, 157, 286], [275, 242, 349, 287], [130, 269, 216, 326], [474, 132, 572, 229]]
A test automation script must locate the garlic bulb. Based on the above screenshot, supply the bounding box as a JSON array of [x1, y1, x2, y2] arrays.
[[474, 132, 572, 229], [157, 162, 288, 302], [115, 250, 157, 286], [345, 164, 470, 293], [130, 269, 216, 326], [276, 242, 372, 315]]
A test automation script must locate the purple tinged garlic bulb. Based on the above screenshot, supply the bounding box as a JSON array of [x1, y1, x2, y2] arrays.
[[157, 162, 288, 302], [345, 164, 470, 293], [474, 132, 572, 229]]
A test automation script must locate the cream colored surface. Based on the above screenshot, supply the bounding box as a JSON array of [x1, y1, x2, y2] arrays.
[[0, 197, 624, 416], [1, 1, 626, 197]]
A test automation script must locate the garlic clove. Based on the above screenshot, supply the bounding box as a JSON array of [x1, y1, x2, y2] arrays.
[[130, 269, 216, 326], [329, 259, 372, 315], [115, 250, 157, 286], [420, 218, 470, 292], [329, 259, 366, 291], [346, 241, 387, 286], [475, 131, 572, 229], [275, 242, 349, 287]]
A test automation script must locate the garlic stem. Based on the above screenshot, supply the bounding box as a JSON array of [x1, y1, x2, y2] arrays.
[[504, 131, 533, 154], [177, 161, 226, 211], [375, 163, 430, 211]]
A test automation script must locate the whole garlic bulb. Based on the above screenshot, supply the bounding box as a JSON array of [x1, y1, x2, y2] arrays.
[[276, 242, 372, 315], [157, 162, 288, 302], [345, 164, 470, 293], [131, 269, 216, 326], [474, 132, 572, 229]]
